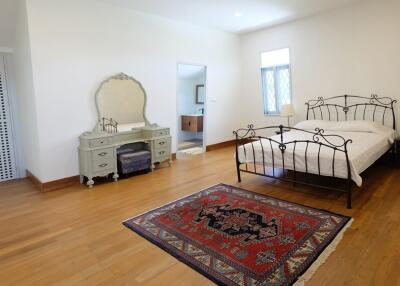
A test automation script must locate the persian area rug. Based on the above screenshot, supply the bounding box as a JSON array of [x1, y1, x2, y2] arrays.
[[123, 184, 352, 286]]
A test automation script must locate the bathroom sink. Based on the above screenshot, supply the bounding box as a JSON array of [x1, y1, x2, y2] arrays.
[[181, 115, 204, 132]]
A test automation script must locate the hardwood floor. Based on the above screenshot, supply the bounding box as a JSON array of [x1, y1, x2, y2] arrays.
[[0, 146, 399, 285]]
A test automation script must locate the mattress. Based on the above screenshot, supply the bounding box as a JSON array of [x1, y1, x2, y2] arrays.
[[237, 120, 396, 186]]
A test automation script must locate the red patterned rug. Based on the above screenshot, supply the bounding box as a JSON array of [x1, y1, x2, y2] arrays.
[[123, 184, 352, 286]]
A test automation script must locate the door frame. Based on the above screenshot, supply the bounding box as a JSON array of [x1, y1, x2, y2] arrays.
[[176, 62, 208, 154]]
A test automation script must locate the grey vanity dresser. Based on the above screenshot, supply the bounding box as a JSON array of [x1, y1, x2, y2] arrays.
[[79, 73, 172, 188]]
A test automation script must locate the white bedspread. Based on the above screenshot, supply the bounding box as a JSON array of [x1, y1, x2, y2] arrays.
[[238, 121, 396, 186]]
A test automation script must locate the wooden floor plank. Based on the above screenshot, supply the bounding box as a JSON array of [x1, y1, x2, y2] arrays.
[[0, 147, 399, 285]]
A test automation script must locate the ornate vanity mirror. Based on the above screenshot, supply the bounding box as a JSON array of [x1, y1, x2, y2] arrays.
[[94, 73, 149, 133], [79, 72, 172, 188]]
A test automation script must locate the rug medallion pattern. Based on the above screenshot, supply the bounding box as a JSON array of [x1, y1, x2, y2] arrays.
[[123, 184, 351, 286]]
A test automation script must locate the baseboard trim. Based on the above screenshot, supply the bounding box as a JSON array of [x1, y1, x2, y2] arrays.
[[206, 140, 236, 152], [43, 176, 80, 192], [26, 154, 177, 192], [26, 170, 43, 191], [25, 151, 200, 193], [26, 170, 80, 192], [206, 139, 257, 152]]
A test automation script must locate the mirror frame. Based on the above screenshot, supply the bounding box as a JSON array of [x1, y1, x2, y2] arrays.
[[195, 84, 205, 104], [93, 73, 150, 132]]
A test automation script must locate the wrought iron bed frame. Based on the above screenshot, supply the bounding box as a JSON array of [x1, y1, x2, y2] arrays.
[[234, 94, 397, 209]]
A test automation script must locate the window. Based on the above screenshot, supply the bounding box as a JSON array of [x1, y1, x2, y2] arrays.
[[261, 48, 292, 114]]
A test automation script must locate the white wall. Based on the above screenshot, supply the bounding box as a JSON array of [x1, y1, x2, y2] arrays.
[[0, 0, 18, 49], [13, 0, 42, 179], [19, 0, 400, 183], [26, 0, 242, 182], [240, 0, 400, 131], [0, 47, 13, 53]]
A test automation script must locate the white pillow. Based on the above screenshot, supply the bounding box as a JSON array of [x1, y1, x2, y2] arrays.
[[294, 120, 335, 131], [294, 120, 396, 141]]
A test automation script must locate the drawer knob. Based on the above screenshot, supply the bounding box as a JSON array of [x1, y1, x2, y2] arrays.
[[159, 142, 165, 145], [159, 151, 165, 155], [98, 152, 107, 156], [98, 163, 108, 168]]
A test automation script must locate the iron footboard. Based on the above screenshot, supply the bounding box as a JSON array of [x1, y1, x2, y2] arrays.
[[234, 125, 354, 209]]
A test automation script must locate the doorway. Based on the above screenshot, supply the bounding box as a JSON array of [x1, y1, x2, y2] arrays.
[[176, 64, 206, 158]]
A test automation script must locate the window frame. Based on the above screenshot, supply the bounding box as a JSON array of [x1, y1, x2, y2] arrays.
[[260, 48, 293, 116]]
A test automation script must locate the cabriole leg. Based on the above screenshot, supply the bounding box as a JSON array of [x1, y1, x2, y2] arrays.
[[87, 177, 94, 188], [113, 172, 119, 182]]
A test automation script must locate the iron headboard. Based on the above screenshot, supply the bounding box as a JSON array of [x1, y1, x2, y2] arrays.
[[305, 94, 397, 130]]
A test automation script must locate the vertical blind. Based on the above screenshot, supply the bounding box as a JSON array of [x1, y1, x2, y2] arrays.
[[0, 55, 17, 182]]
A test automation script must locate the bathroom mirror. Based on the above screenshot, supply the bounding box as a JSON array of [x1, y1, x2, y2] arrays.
[[196, 84, 205, 104], [94, 73, 149, 133]]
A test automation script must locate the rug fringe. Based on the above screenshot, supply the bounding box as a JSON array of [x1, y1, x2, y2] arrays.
[[294, 218, 354, 286]]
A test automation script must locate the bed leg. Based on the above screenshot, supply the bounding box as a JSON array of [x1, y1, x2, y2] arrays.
[[236, 164, 242, 183], [237, 169, 242, 183], [347, 183, 352, 209], [392, 145, 396, 163]]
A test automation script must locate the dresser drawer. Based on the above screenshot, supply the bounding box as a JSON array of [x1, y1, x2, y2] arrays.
[[92, 148, 114, 162], [142, 127, 170, 139], [93, 158, 115, 173], [153, 129, 169, 137], [89, 137, 112, 148], [154, 137, 171, 149], [154, 147, 170, 160]]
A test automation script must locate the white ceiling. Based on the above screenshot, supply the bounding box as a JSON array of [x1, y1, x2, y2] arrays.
[[99, 0, 362, 34], [0, 0, 17, 48], [0, 0, 363, 49]]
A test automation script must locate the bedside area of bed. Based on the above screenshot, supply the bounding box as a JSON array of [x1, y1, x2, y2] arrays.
[[234, 94, 397, 208]]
